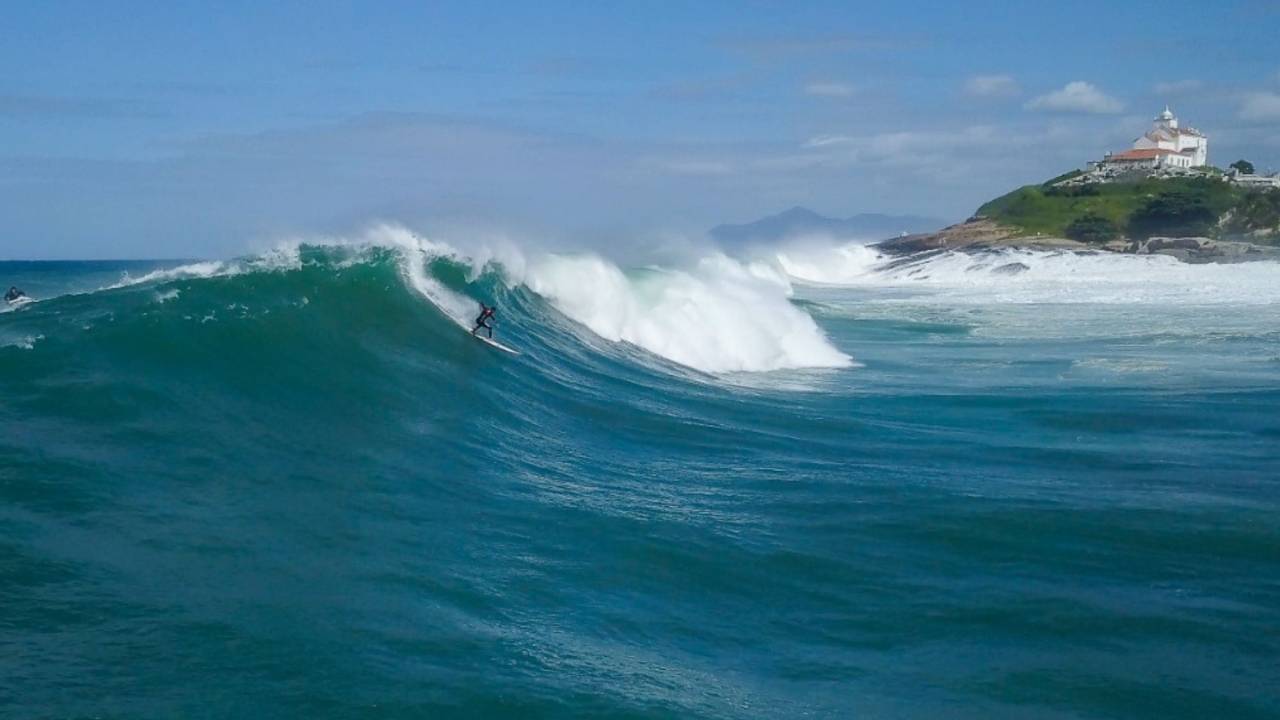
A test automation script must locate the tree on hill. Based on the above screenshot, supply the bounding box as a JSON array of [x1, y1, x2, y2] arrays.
[[1128, 187, 1218, 239], [1225, 189, 1280, 235], [1229, 159, 1256, 175], [977, 174, 1240, 240], [1064, 213, 1119, 243]]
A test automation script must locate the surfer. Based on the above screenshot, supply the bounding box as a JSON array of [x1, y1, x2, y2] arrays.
[[472, 302, 496, 339], [5, 286, 26, 304]]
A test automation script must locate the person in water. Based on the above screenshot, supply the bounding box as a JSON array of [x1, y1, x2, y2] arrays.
[[472, 302, 496, 338], [5, 286, 26, 303]]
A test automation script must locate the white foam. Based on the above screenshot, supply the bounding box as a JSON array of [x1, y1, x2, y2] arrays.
[[221, 223, 481, 328], [522, 252, 852, 373], [774, 243, 886, 285], [70, 222, 854, 374], [773, 243, 1280, 306], [350, 224, 852, 373], [107, 260, 232, 290], [1, 333, 43, 350], [359, 224, 479, 328], [104, 244, 306, 292]]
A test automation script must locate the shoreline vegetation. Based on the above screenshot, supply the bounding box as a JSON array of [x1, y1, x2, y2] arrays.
[[877, 169, 1280, 263]]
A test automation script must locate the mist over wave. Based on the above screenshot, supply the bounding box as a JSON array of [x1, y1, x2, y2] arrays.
[[312, 226, 853, 373], [522, 253, 850, 373]]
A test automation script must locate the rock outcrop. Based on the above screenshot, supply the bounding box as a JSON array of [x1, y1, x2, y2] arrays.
[[1123, 236, 1280, 264], [873, 219, 1087, 255], [874, 219, 1280, 264]]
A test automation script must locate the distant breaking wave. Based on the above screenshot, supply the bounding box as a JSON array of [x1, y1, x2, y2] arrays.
[[770, 241, 1280, 305]]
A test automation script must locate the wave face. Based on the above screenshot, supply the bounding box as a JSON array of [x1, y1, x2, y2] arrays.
[[3, 235, 1280, 719]]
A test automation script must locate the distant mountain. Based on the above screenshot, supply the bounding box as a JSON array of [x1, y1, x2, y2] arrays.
[[710, 206, 943, 245]]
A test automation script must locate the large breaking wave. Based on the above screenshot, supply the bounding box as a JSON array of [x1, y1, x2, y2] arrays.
[[9, 225, 1278, 376], [1, 225, 852, 374]]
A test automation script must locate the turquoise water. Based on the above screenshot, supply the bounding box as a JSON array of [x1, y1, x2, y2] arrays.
[[2, 245, 1278, 718]]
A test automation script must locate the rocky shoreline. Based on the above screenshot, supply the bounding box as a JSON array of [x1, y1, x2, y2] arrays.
[[874, 218, 1280, 264]]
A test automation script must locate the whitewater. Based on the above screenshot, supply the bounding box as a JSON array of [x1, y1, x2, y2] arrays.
[[2, 230, 1279, 719]]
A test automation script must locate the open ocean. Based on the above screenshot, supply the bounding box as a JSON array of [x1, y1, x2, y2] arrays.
[[3, 232, 1278, 719]]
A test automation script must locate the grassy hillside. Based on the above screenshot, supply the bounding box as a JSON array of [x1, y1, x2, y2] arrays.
[[976, 174, 1278, 242]]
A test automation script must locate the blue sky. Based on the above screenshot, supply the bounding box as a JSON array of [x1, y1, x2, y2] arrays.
[[2, 0, 1279, 258]]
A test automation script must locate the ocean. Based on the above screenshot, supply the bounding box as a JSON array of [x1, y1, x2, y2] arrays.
[[3, 229, 1278, 718]]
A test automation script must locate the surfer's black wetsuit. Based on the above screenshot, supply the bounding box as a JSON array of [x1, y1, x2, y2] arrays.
[[5, 287, 25, 303], [472, 304, 495, 338]]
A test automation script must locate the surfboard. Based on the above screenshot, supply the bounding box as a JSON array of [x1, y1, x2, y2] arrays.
[[473, 333, 520, 355]]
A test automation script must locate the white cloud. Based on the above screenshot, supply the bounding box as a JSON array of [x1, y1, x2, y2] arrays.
[[1153, 79, 1203, 95], [804, 81, 856, 98], [803, 134, 856, 148], [799, 124, 1048, 180], [1026, 81, 1124, 114], [1239, 91, 1280, 121], [964, 74, 1019, 98]]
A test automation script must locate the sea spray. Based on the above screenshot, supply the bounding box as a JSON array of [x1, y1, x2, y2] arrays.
[[282, 225, 853, 374], [9, 227, 853, 375], [521, 253, 852, 373], [771, 241, 1280, 305]]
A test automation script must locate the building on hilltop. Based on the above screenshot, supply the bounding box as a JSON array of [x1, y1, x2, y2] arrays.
[[1100, 147, 1196, 170], [1087, 107, 1209, 175], [1132, 106, 1208, 166]]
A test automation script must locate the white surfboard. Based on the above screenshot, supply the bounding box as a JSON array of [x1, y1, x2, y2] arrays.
[[473, 333, 520, 355]]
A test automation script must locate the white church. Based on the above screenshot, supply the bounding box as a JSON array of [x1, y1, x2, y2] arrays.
[[1092, 107, 1208, 171]]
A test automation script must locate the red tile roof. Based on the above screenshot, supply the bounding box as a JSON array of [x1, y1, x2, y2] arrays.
[[1108, 148, 1183, 161]]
